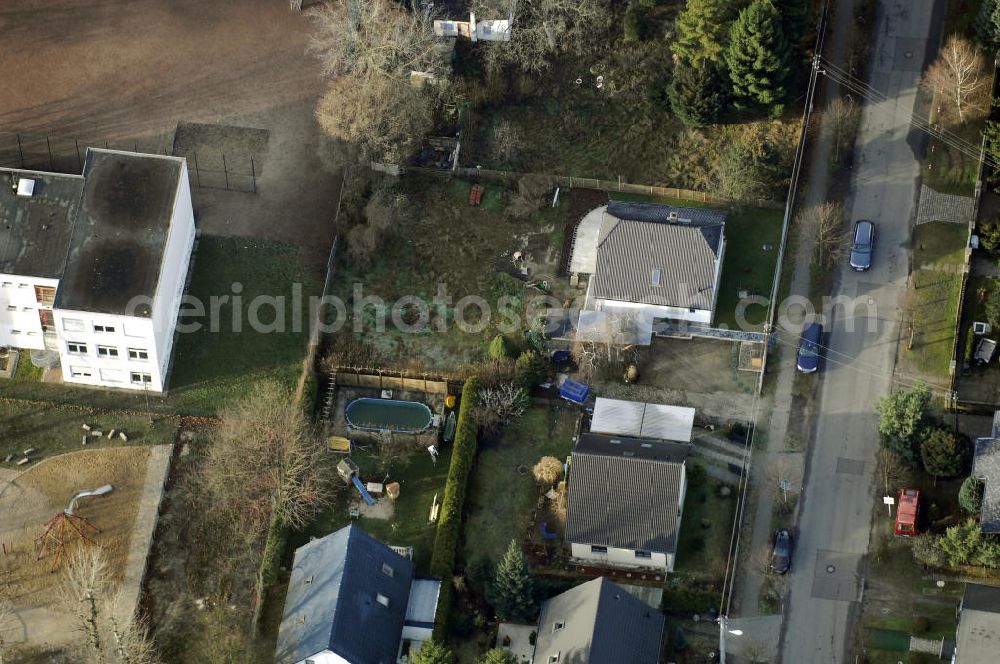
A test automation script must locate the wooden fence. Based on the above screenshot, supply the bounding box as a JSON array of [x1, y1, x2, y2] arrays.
[[401, 165, 784, 210], [333, 369, 451, 395]]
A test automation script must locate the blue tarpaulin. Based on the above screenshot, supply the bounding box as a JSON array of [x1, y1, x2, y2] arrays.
[[559, 378, 590, 404]]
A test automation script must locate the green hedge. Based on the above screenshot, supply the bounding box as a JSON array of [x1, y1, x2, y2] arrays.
[[430, 376, 481, 638]]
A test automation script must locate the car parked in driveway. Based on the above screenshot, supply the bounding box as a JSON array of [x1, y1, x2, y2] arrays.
[[796, 322, 823, 373], [771, 528, 793, 574], [849, 219, 875, 271]]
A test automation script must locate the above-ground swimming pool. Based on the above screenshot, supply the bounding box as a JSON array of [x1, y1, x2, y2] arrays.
[[345, 398, 434, 433]]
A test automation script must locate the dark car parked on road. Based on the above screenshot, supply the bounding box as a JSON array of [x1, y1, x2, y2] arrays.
[[849, 219, 875, 271], [796, 322, 823, 373], [771, 528, 793, 574]]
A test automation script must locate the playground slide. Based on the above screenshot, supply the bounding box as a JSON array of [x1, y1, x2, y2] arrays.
[[351, 475, 376, 506]]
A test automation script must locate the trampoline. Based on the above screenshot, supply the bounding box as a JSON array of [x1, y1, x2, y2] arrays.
[[345, 398, 434, 433]]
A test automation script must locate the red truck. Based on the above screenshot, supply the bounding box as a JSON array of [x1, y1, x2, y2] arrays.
[[894, 488, 920, 537]]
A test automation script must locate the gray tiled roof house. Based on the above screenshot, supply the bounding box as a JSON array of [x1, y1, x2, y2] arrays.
[[275, 525, 416, 664], [565, 433, 690, 557], [590, 205, 725, 312], [972, 411, 1000, 533], [955, 583, 1000, 664], [533, 577, 665, 664]]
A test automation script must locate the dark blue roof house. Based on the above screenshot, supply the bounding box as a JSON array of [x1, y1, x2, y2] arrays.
[[275, 525, 440, 664]]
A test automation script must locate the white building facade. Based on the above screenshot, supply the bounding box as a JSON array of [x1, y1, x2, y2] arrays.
[[0, 150, 195, 392]]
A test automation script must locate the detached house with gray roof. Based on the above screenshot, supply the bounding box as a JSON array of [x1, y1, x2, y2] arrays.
[[972, 411, 1000, 534], [275, 524, 440, 664], [533, 577, 664, 664], [570, 201, 726, 329], [565, 433, 691, 573]]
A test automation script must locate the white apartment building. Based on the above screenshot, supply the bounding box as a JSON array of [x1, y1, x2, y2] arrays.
[[0, 149, 195, 392]]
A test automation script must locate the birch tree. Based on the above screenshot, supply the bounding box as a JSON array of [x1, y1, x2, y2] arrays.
[[922, 35, 990, 124]]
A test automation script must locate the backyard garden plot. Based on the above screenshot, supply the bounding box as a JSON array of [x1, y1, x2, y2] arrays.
[[298, 443, 452, 574], [461, 405, 578, 570], [956, 276, 1000, 404], [331, 176, 601, 371], [0, 445, 171, 657]]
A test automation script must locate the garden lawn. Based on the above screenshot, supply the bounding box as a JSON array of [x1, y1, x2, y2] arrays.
[[913, 222, 969, 268], [0, 398, 179, 464], [675, 464, 737, 581], [300, 444, 452, 574], [461, 405, 578, 569], [167, 236, 321, 415], [715, 208, 784, 330]]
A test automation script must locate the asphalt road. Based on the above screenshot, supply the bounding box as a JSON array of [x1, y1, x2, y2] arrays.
[[779, 0, 940, 661]]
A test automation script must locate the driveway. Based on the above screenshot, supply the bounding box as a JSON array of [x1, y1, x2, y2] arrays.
[[779, 0, 941, 662]]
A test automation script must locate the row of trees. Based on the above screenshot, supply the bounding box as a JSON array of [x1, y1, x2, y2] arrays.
[[670, 0, 803, 124]]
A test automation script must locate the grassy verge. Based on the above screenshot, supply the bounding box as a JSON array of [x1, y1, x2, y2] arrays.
[[0, 398, 179, 463], [906, 223, 969, 379], [462, 405, 577, 569]]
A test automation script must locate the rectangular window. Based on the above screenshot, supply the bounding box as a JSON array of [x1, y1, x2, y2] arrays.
[[100, 368, 124, 383], [10, 329, 21, 335], [67, 342, 88, 355], [33, 285, 55, 306], [381, 562, 394, 578], [62, 318, 85, 332], [1, 282, 12, 287], [127, 348, 149, 361], [376, 593, 390, 608], [70, 367, 92, 378], [17, 283, 28, 289], [635, 550, 652, 559], [5, 305, 14, 311], [96, 345, 119, 359], [130, 372, 152, 385], [552, 621, 565, 632], [549, 654, 560, 664], [93, 324, 116, 333], [21, 307, 31, 312], [26, 331, 37, 336], [590, 545, 608, 554]]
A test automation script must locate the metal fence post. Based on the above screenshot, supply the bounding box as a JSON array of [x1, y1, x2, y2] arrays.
[[16, 133, 24, 168], [193, 151, 202, 188], [46, 137, 54, 170], [222, 153, 230, 190], [250, 155, 257, 193]]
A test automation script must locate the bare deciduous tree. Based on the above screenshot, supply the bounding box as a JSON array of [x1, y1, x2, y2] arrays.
[[309, 0, 448, 162], [532, 456, 564, 486], [346, 190, 402, 267], [202, 381, 337, 535], [308, 0, 445, 80], [798, 202, 847, 270], [875, 447, 906, 495], [921, 35, 990, 124], [471, 0, 607, 73], [316, 74, 439, 163], [60, 547, 159, 664], [826, 95, 860, 164], [476, 383, 529, 432]]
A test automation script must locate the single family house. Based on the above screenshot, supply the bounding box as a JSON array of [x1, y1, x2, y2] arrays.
[[532, 577, 665, 664], [565, 433, 690, 573], [275, 524, 440, 664]]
